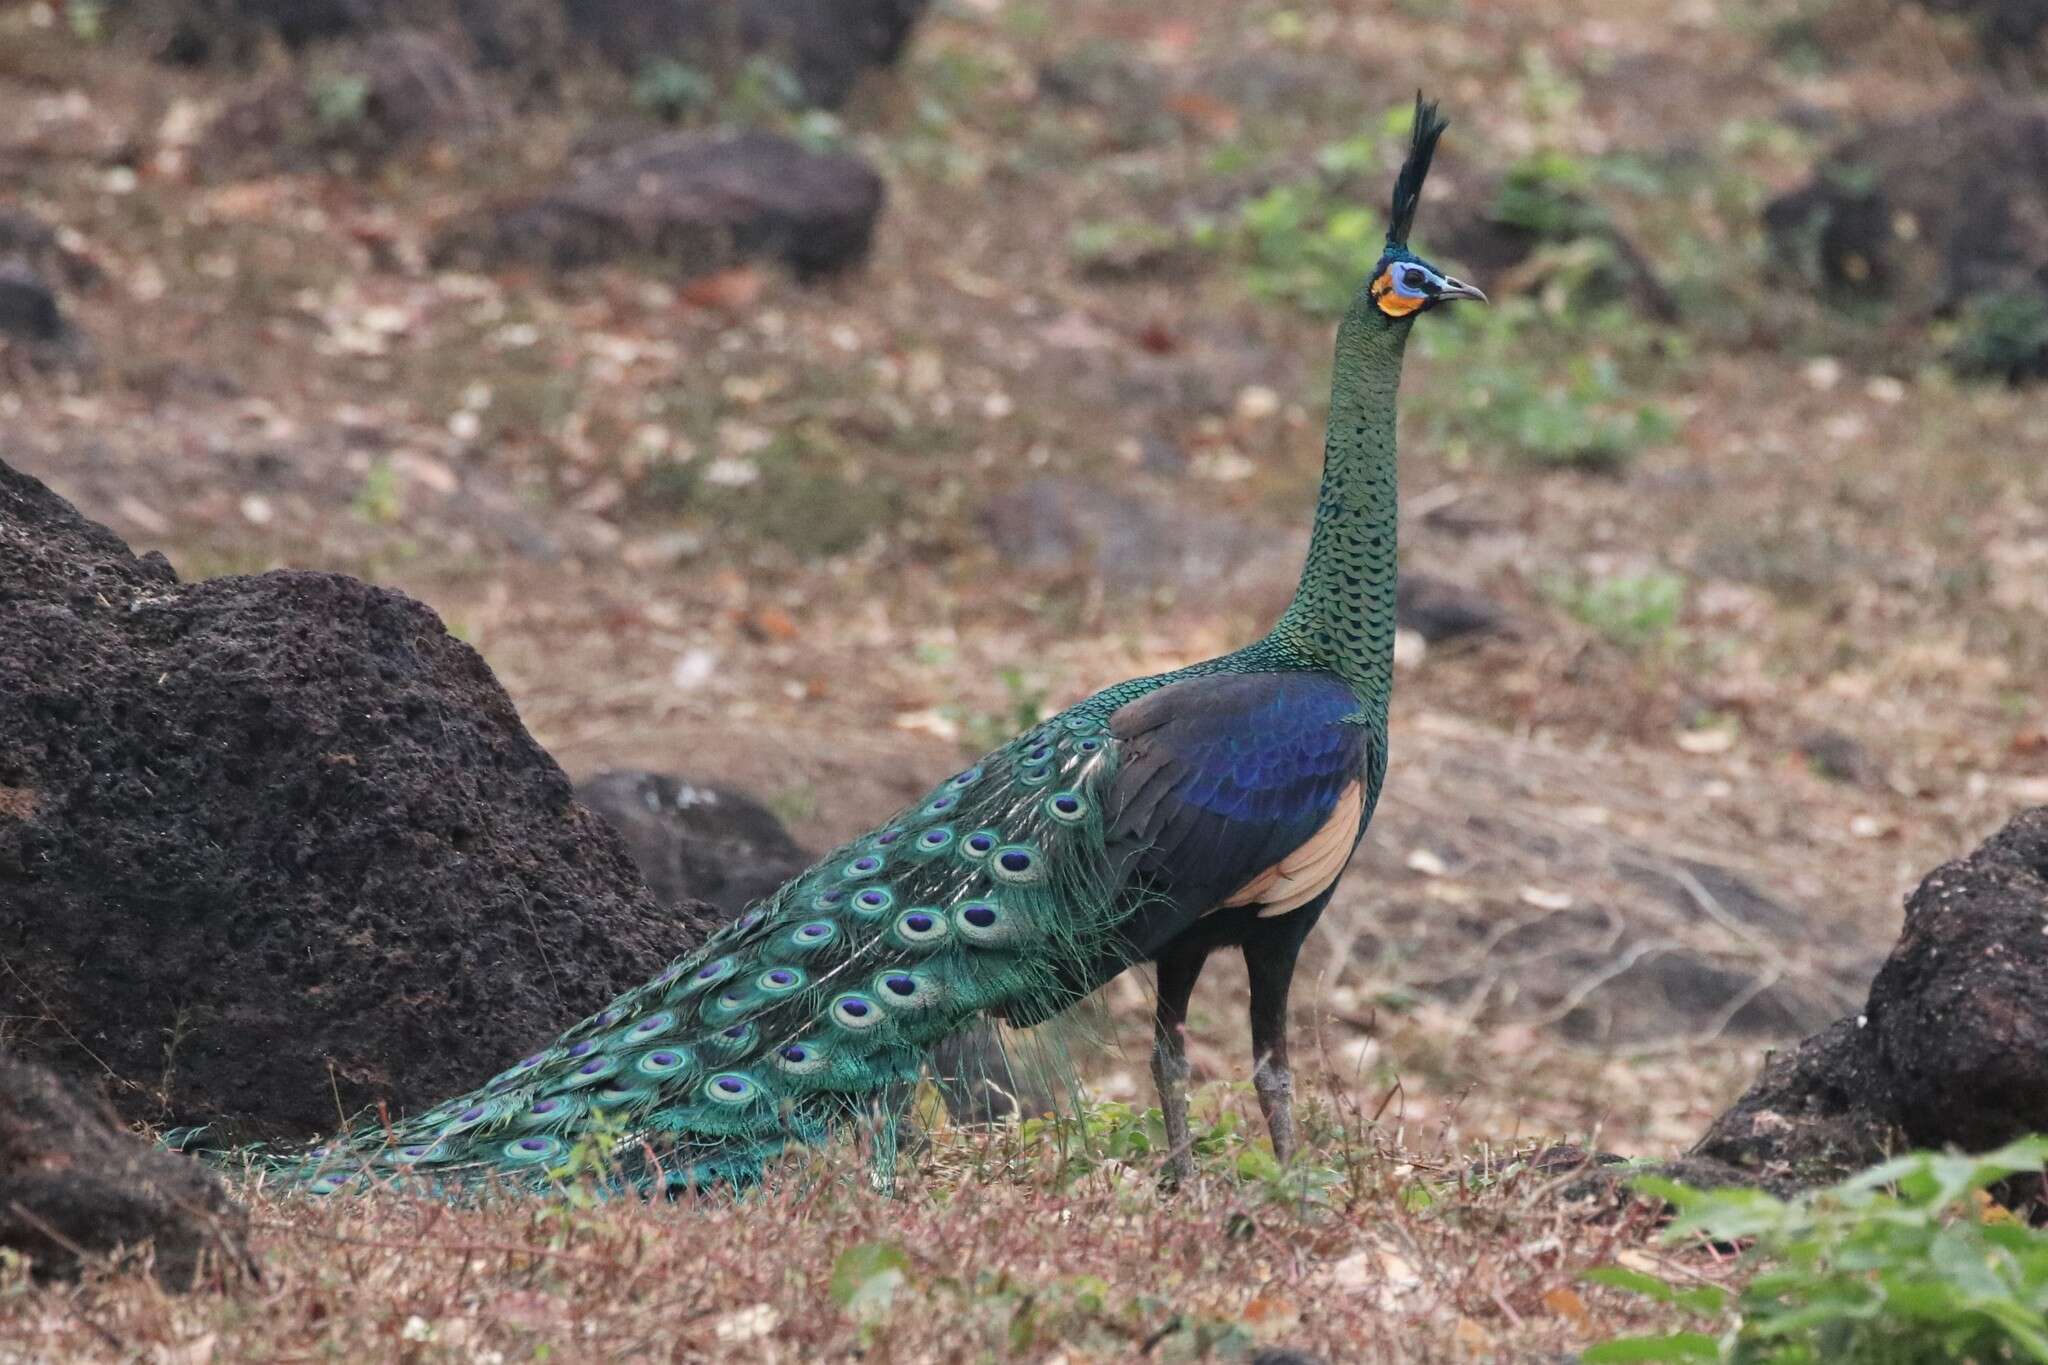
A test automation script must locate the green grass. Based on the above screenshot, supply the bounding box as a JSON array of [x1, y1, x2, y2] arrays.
[[1548, 570, 1687, 650], [1418, 300, 1679, 473]]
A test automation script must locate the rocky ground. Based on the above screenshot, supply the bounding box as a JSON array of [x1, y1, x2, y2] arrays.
[[1, 0, 2045, 1358]]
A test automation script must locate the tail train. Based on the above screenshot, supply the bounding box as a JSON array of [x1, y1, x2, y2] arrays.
[[286, 712, 1134, 1196]]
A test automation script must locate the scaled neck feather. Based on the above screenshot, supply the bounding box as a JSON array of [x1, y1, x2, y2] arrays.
[[1268, 303, 1411, 721]]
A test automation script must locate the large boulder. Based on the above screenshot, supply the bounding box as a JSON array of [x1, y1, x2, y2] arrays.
[[1764, 98, 2048, 380], [0, 458, 720, 1142], [432, 130, 885, 281], [1867, 807, 2048, 1151], [1681, 807, 2048, 1192], [1, 1052, 250, 1288]]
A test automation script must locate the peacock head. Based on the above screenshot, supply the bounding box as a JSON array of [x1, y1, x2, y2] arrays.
[[1358, 94, 1485, 323]]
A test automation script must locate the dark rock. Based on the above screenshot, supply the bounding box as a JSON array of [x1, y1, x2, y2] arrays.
[[1, 1052, 250, 1288], [138, 0, 395, 63], [1551, 944, 1838, 1043], [129, 0, 929, 107], [1395, 572, 1507, 644], [1798, 727, 1873, 785], [1764, 98, 2048, 378], [562, 0, 930, 109], [1249, 1350, 1329, 1365], [452, 0, 568, 79], [0, 457, 714, 1141], [433, 130, 884, 281], [0, 260, 65, 344], [1689, 1018, 1898, 1189], [204, 29, 498, 174], [1920, 0, 2048, 52], [0, 210, 100, 290], [1619, 857, 1808, 942], [1867, 807, 2048, 1151], [0, 256, 93, 373], [1678, 808, 2048, 1192], [574, 770, 808, 915]]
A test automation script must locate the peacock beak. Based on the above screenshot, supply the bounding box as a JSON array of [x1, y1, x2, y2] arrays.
[[1436, 276, 1487, 304]]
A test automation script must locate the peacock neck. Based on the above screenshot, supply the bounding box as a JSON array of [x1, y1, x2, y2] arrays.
[[1267, 307, 1411, 719]]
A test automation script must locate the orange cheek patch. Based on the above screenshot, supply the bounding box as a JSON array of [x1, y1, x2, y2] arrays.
[[1373, 268, 1425, 318]]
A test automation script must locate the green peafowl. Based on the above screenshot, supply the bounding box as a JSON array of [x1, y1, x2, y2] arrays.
[[289, 95, 1483, 1198]]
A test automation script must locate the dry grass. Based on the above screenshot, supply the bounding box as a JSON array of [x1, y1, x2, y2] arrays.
[[2, 1087, 1731, 1363]]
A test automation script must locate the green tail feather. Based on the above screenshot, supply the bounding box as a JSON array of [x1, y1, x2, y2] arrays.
[[281, 712, 1133, 1198]]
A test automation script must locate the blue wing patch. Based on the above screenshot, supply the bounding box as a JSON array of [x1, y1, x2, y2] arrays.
[[1104, 670, 1372, 952]]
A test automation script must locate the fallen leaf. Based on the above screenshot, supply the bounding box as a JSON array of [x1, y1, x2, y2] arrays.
[[712, 1303, 781, 1344], [1165, 91, 1240, 137], [679, 266, 763, 312], [1543, 1286, 1590, 1328], [747, 607, 801, 642]]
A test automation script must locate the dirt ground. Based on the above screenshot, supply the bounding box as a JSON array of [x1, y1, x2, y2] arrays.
[[2, 0, 2044, 1358]]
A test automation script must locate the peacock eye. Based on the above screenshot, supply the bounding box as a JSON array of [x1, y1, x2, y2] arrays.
[[1400, 267, 1429, 291]]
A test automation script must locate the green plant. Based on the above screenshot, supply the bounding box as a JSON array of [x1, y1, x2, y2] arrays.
[[632, 59, 715, 121], [1948, 291, 2048, 386], [65, 0, 105, 43], [950, 668, 1050, 755], [309, 73, 371, 130], [1549, 571, 1686, 650], [1588, 1138, 2048, 1363], [1067, 218, 1185, 278], [350, 458, 403, 524]]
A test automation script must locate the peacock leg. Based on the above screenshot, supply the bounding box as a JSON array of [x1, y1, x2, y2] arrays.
[[1245, 932, 1307, 1165], [867, 1083, 911, 1196], [1151, 942, 1208, 1188]]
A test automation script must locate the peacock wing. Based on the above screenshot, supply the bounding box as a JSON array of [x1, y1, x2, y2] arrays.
[[1101, 669, 1375, 962]]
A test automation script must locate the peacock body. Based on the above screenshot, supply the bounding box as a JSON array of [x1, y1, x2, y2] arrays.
[[288, 96, 1484, 1198]]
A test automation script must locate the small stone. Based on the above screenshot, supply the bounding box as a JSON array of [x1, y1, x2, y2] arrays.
[[1405, 848, 1448, 877], [1235, 384, 1281, 420]]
